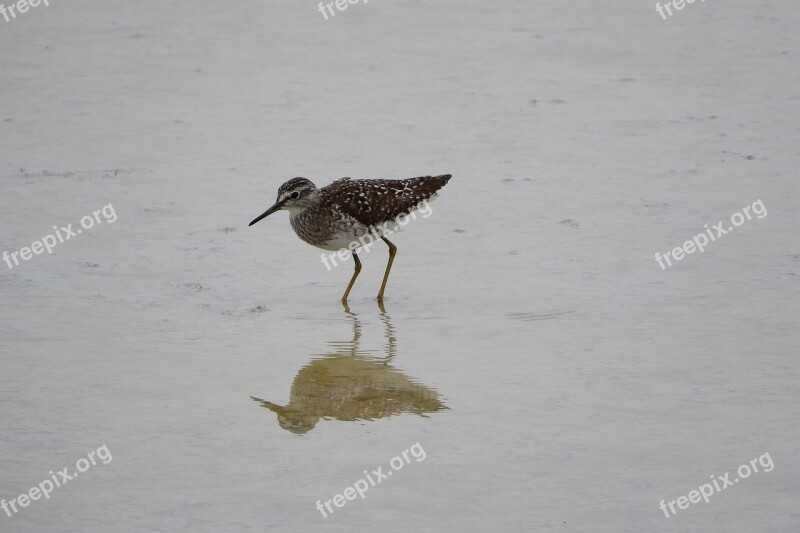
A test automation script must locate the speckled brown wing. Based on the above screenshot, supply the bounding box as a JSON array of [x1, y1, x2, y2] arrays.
[[319, 174, 451, 227]]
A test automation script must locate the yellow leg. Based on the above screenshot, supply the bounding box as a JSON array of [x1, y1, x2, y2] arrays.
[[341, 252, 361, 303], [377, 237, 397, 301]]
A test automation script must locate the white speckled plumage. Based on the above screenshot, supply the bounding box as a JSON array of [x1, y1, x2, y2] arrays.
[[269, 175, 451, 251]]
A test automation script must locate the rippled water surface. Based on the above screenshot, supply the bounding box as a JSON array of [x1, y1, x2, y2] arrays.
[[2, 1, 799, 532]]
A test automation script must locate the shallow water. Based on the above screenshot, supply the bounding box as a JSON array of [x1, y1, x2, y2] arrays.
[[2, 1, 799, 531]]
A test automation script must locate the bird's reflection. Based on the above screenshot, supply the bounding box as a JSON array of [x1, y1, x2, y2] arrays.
[[251, 303, 446, 434]]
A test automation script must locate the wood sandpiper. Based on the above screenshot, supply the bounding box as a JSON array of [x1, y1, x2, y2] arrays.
[[249, 174, 451, 302]]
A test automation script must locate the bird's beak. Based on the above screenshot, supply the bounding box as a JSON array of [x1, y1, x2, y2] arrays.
[[250, 396, 282, 413], [248, 201, 283, 226]]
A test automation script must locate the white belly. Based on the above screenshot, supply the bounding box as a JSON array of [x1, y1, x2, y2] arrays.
[[313, 227, 386, 251]]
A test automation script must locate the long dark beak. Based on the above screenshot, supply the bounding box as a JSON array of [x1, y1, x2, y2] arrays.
[[250, 396, 282, 413], [249, 202, 283, 226]]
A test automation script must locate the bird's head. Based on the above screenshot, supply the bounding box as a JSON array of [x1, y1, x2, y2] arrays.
[[250, 396, 319, 435], [249, 177, 318, 226]]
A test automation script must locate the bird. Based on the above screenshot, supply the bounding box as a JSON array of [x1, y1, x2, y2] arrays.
[[249, 174, 451, 302]]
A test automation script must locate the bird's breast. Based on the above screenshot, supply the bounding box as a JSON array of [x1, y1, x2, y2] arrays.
[[290, 209, 383, 252]]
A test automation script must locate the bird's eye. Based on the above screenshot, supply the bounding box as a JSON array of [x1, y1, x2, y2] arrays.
[[290, 191, 300, 199]]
